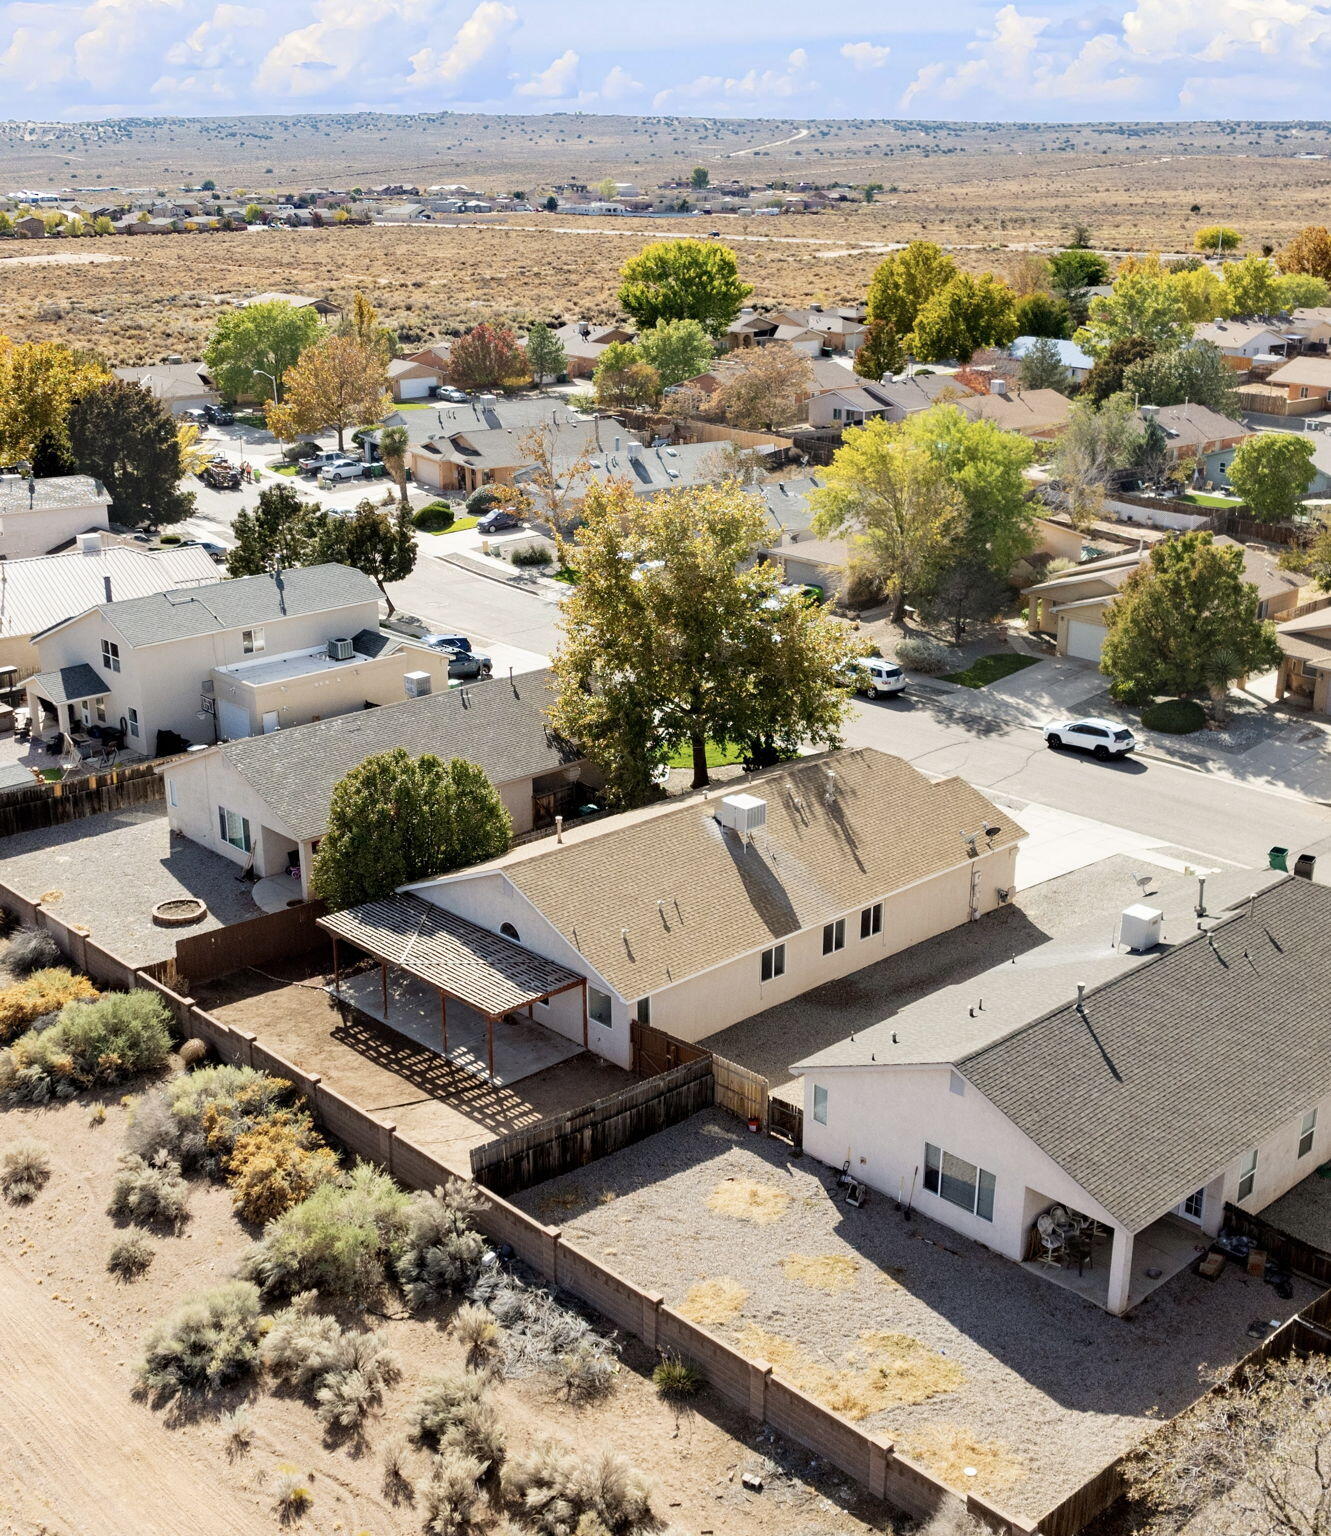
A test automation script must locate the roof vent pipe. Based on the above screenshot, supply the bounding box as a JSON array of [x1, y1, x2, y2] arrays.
[[1076, 982, 1086, 1011], [1196, 875, 1207, 919]]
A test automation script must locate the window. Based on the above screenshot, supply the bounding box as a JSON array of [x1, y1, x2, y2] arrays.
[[822, 918, 846, 955], [588, 987, 612, 1028], [923, 1142, 996, 1222], [241, 627, 265, 655], [127, 707, 139, 738], [499, 922, 520, 941], [832, 407, 843, 421], [860, 903, 883, 940], [812, 1085, 828, 1125], [1300, 1109, 1318, 1159], [1182, 1188, 1205, 1220], [166, 777, 177, 808], [217, 806, 251, 853], [100, 639, 121, 673], [1238, 1149, 1258, 1202], [636, 996, 651, 1028], [760, 944, 785, 983]]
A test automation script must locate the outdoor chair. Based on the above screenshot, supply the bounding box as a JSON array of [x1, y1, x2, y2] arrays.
[[1036, 1212, 1065, 1266]]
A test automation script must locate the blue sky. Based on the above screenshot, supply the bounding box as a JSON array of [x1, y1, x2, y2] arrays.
[[4, 0, 1331, 121]]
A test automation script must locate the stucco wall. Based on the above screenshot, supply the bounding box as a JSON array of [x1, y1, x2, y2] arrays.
[[1, 501, 110, 561], [211, 647, 451, 737], [163, 752, 298, 878]]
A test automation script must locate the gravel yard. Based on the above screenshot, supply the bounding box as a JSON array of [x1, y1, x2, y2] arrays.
[[516, 1109, 1315, 1520], [1262, 1166, 1331, 1253]]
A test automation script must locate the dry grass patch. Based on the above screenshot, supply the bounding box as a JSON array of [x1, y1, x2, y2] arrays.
[[780, 1254, 861, 1293], [705, 1177, 790, 1225], [677, 1277, 749, 1327], [902, 1422, 1028, 1497], [537, 1184, 587, 1216], [734, 1326, 964, 1421]]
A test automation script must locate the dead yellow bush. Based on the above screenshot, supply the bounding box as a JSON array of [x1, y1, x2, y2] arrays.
[[223, 1113, 340, 1224], [780, 1254, 861, 1293], [734, 1326, 964, 1420], [705, 1177, 791, 1225], [0, 969, 98, 1042], [902, 1422, 1027, 1495]]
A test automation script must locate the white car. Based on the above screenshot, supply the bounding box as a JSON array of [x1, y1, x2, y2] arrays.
[[844, 657, 906, 700], [1043, 717, 1138, 760], [317, 459, 365, 485]]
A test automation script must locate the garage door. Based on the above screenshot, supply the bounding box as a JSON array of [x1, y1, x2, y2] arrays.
[[398, 375, 430, 400], [1065, 620, 1106, 662]]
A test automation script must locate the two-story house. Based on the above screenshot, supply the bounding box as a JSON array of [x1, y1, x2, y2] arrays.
[[25, 564, 448, 756]]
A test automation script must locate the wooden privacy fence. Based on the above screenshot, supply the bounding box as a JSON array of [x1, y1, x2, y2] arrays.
[[469, 1056, 713, 1194], [712, 1053, 768, 1125], [1221, 1200, 1331, 1288], [0, 757, 167, 838], [172, 900, 329, 988]]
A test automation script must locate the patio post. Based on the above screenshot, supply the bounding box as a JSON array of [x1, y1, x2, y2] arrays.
[[440, 989, 448, 1059], [581, 978, 588, 1048], [380, 961, 388, 1020], [1106, 1227, 1135, 1316], [487, 1014, 495, 1083], [331, 936, 341, 998]]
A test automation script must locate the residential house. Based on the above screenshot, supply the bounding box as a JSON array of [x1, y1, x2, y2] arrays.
[[517, 436, 782, 516], [1138, 402, 1252, 480], [552, 322, 637, 379], [794, 871, 1331, 1315], [0, 474, 111, 560], [0, 536, 216, 678], [113, 360, 219, 416], [1273, 594, 1331, 712], [1193, 319, 1293, 370], [162, 668, 589, 896], [1025, 536, 1302, 662], [388, 356, 444, 402], [680, 352, 856, 421], [328, 748, 1024, 1070], [1007, 336, 1094, 384], [24, 564, 447, 755], [725, 306, 866, 357], [239, 292, 341, 317], [749, 475, 850, 598], [12, 216, 48, 238], [952, 383, 1074, 440], [1265, 355, 1331, 409], [806, 376, 977, 429], [1286, 308, 1331, 350]]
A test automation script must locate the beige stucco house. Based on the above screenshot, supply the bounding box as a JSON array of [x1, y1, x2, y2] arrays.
[[0, 474, 111, 560], [795, 872, 1331, 1315], [1025, 537, 1302, 664], [163, 668, 588, 896], [25, 563, 446, 755], [1275, 605, 1331, 712]]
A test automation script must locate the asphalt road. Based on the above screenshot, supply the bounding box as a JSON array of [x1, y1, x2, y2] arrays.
[[845, 689, 1331, 870], [386, 552, 565, 660]]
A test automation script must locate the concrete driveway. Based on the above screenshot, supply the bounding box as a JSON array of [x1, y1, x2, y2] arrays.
[[982, 655, 1104, 719]]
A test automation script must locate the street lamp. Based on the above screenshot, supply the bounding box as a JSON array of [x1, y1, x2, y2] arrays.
[[252, 368, 278, 406]]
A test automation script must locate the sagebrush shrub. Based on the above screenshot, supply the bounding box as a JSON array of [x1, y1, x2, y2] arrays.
[[894, 637, 958, 675], [0, 990, 171, 1103], [262, 1291, 398, 1430], [132, 1065, 294, 1173], [407, 1372, 507, 1474], [469, 1270, 618, 1389], [273, 1467, 313, 1516], [395, 1180, 487, 1310], [4, 927, 60, 976], [453, 1303, 500, 1371], [501, 1442, 653, 1536], [0, 968, 98, 1041], [224, 1113, 340, 1224], [108, 1152, 190, 1227], [242, 1161, 411, 1302], [0, 1139, 51, 1202], [138, 1280, 263, 1398], [107, 1235, 154, 1279], [421, 1447, 484, 1536]]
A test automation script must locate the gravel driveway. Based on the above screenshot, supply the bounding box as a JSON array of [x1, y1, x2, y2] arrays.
[[515, 1109, 1314, 1520]]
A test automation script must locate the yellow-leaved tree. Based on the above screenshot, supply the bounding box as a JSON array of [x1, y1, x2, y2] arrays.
[[267, 335, 390, 451], [0, 336, 110, 463]]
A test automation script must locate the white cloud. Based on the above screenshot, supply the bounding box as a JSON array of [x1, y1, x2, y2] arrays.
[[164, 4, 266, 72], [1121, 0, 1331, 62], [407, 0, 518, 89], [599, 62, 643, 100], [516, 46, 579, 97], [654, 46, 815, 110], [841, 40, 891, 69]]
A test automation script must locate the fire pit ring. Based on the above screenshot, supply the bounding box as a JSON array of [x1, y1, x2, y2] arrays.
[[151, 897, 208, 928]]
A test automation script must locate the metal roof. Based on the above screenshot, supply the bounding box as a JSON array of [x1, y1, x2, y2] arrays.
[[0, 543, 217, 641], [319, 893, 583, 1017]]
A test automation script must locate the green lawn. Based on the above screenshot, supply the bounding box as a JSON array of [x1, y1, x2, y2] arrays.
[[942, 653, 1041, 689], [422, 514, 478, 535], [38, 768, 63, 782], [665, 740, 744, 769], [552, 566, 580, 585], [270, 464, 297, 476], [393, 400, 437, 411], [1179, 490, 1242, 507]]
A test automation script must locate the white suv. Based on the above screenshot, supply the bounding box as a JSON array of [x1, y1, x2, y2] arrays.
[[1043, 717, 1137, 760], [844, 657, 906, 700]]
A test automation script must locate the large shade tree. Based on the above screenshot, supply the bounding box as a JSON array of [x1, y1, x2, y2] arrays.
[[617, 239, 752, 336], [267, 335, 389, 450], [203, 299, 323, 403], [0, 336, 109, 464], [1228, 433, 1317, 523], [1278, 225, 1331, 284], [67, 378, 195, 526], [551, 480, 854, 800]]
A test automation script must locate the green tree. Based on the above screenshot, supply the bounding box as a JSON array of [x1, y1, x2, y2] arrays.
[[524, 322, 568, 384], [1017, 336, 1072, 394], [1053, 395, 1144, 529], [810, 420, 964, 622], [378, 423, 410, 510], [1121, 342, 1239, 417], [1228, 433, 1316, 523], [1077, 267, 1191, 357], [543, 195, 558, 212], [1194, 225, 1241, 253], [907, 273, 1018, 364], [67, 379, 195, 527], [593, 342, 661, 410], [925, 561, 1012, 646], [551, 480, 853, 798], [690, 166, 710, 189], [1277, 225, 1331, 283], [313, 500, 418, 609], [1217, 254, 1280, 318], [1082, 335, 1157, 404], [267, 334, 389, 450], [617, 239, 752, 336], [853, 319, 903, 380], [1274, 272, 1331, 310], [0, 336, 109, 463], [899, 403, 1038, 577], [1014, 292, 1070, 339], [634, 319, 713, 388], [311, 750, 511, 910], [92, 215, 114, 236], [1100, 532, 1282, 719], [448, 322, 529, 392], [243, 204, 266, 224], [1047, 248, 1111, 323], [225, 482, 317, 577], [865, 241, 957, 341], [204, 300, 322, 404]]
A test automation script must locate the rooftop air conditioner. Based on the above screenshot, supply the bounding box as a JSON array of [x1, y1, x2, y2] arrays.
[[1119, 903, 1163, 952], [715, 793, 767, 838], [327, 637, 354, 661], [403, 670, 431, 699]]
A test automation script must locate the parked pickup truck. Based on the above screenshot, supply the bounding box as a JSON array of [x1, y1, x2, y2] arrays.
[[298, 450, 354, 476], [200, 458, 241, 490]]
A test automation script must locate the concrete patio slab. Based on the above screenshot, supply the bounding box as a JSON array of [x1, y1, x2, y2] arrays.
[[331, 966, 581, 1087]]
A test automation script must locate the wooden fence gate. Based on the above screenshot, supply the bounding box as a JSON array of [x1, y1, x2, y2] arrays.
[[768, 1096, 804, 1150], [631, 1018, 709, 1077]]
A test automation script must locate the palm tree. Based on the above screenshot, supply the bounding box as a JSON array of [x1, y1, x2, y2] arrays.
[[379, 424, 410, 510]]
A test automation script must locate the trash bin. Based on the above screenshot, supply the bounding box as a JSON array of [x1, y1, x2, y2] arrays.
[[1270, 846, 1289, 871], [1295, 852, 1317, 880]]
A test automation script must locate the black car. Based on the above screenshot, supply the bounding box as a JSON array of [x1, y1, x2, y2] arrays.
[[477, 508, 521, 534], [203, 403, 235, 426]]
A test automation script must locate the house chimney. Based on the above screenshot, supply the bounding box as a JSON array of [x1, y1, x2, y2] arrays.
[[1075, 982, 1086, 1011], [103, 575, 113, 603]]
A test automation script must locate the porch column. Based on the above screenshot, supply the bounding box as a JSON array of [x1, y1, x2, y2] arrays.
[[380, 961, 388, 1020], [331, 936, 341, 998], [1106, 1228, 1135, 1316], [440, 990, 448, 1059], [487, 1015, 495, 1083], [581, 978, 589, 1049]]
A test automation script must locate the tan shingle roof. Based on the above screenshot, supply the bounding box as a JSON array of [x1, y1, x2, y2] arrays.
[[491, 749, 1025, 999]]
